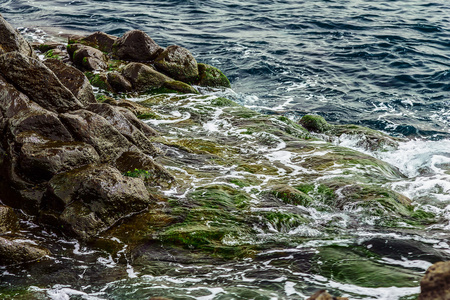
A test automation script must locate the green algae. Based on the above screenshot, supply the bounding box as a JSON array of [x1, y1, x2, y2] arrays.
[[299, 114, 331, 133], [44, 49, 60, 60]]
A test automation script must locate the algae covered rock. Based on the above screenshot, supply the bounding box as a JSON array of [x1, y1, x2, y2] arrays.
[[122, 62, 170, 91], [154, 45, 199, 83], [0, 206, 19, 233], [75, 31, 118, 53], [0, 14, 34, 57], [0, 237, 50, 265], [299, 114, 331, 133], [419, 261, 450, 300], [113, 30, 163, 61], [197, 63, 231, 88], [69, 43, 107, 71], [307, 290, 348, 300], [0, 52, 84, 113], [271, 185, 312, 206], [106, 71, 133, 93]]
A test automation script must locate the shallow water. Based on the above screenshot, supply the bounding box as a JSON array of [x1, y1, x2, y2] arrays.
[[1, 1, 450, 299]]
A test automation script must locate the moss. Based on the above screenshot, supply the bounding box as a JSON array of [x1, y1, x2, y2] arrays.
[[271, 185, 313, 206], [159, 138, 229, 156], [163, 80, 199, 94], [261, 211, 308, 232], [85, 72, 111, 91], [44, 49, 60, 60], [211, 97, 238, 107], [299, 114, 331, 133], [136, 112, 161, 120], [295, 183, 336, 205], [197, 63, 231, 88]]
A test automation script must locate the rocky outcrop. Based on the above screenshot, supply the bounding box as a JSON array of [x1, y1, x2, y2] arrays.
[[418, 261, 450, 300], [0, 14, 34, 57], [112, 29, 163, 61], [154, 45, 199, 83]]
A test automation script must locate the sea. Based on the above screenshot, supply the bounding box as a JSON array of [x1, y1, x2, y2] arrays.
[[0, 0, 449, 299]]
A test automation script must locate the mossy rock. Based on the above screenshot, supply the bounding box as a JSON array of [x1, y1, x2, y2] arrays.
[[299, 114, 331, 133], [163, 80, 199, 94], [313, 245, 422, 288], [85, 71, 112, 91], [259, 210, 308, 233], [271, 185, 313, 206], [197, 63, 231, 88], [211, 97, 238, 107]]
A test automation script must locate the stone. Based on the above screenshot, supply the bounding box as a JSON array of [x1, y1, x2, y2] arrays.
[[79, 31, 117, 53], [59, 109, 135, 162], [44, 59, 96, 106], [46, 164, 151, 239], [18, 140, 100, 182], [114, 106, 159, 137], [0, 52, 84, 113], [107, 71, 133, 93], [0, 237, 50, 265], [122, 62, 170, 91], [299, 114, 331, 133], [86, 103, 158, 155], [307, 290, 348, 300], [70, 44, 107, 71], [112, 30, 163, 61], [418, 261, 450, 300], [154, 45, 199, 83], [164, 80, 198, 94], [197, 63, 231, 88], [0, 14, 34, 57], [0, 205, 19, 233]]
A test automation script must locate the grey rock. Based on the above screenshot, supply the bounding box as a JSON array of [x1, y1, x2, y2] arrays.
[[113, 30, 163, 61], [0, 14, 34, 57], [0, 237, 50, 265], [154, 45, 199, 83]]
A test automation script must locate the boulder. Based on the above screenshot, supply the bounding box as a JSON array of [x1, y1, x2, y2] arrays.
[[197, 63, 231, 88], [164, 80, 198, 94], [154, 45, 198, 83], [59, 109, 135, 162], [0, 236, 50, 265], [86, 103, 158, 155], [18, 140, 100, 182], [70, 44, 107, 71], [107, 71, 133, 93], [112, 30, 163, 61], [79, 31, 117, 53], [122, 62, 170, 91], [0, 205, 19, 233], [418, 261, 450, 300], [307, 290, 348, 300], [299, 115, 331, 133], [0, 14, 34, 57], [44, 59, 96, 106], [0, 52, 84, 113], [114, 106, 159, 137], [46, 164, 151, 239]]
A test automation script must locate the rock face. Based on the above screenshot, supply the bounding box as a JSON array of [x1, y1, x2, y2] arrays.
[[113, 30, 163, 61], [418, 261, 450, 300], [0, 14, 34, 56], [154, 45, 199, 83]]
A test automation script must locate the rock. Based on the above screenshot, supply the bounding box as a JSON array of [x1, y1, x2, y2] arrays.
[[197, 63, 231, 88], [0, 52, 84, 113], [85, 71, 113, 91], [113, 30, 163, 62], [78, 31, 118, 53], [107, 71, 133, 93], [45, 164, 151, 239], [271, 185, 312, 206], [44, 59, 96, 106], [59, 109, 135, 162], [418, 261, 450, 300], [307, 290, 348, 300], [0, 205, 19, 233], [164, 80, 198, 94], [0, 237, 50, 265], [122, 62, 170, 91], [114, 106, 159, 137], [154, 45, 198, 83], [18, 140, 100, 182], [0, 14, 34, 57], [299, 114, 331, 133], [86, 103, 158, 155], [70, 44, 107, 71]]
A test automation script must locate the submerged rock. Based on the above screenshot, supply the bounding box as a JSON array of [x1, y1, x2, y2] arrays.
[[0, 14, 34, 57], [0, 237, 50, 265], [154, 45, 199, 83], [419, 261, 450, 300], [113, 30, 163, 61]]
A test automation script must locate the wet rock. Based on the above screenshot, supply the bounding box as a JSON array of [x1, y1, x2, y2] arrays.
[[59, 109, 135, 162], [197, 63, 231, 88], [418, 261, 450, 300], [0, 237, 50, 265], [107, 71, 133, 93], [19, 140, 100, 182], [78, 31, 118, 53], [307, 290, 348, 300], [114, 106, 159, 137], [0, 14, 34, 57], [154, 45, 198, 83], [70, 44, 107, 71], [271, 185, 312, 206], [46, 164, 151, 239], [86, 103, 158, 155], [164, 80, 198, 94], [0, 52, 84, 113], [299, 114, 331, 133], [44, 58, 96, 106], [0, 205, 19, 233], [122, 62, 170, 91], [112, 30, 163, 61], [85, 71, 113, 92]]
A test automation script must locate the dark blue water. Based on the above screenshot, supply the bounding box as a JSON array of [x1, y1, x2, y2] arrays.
[[1, 0, 449, 138]]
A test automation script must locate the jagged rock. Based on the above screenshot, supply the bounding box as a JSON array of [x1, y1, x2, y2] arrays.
[[0, 52, 84, 113], [59, 109, 136, 162], [0, 236, 50, 265], [154, 45, 198, 83], [0, 205, 19, 233], [114, 106, 159, 137], [0, 14, 34, 57], [107, 71, 133, 93], [19, 140, 100, 182], [44, 59, 96, 106], [197, 63, 231, 88], [418, 261, 450, 300], [69, 43, 107, 71], [86, 103, 158, 155], [122, 62, 170, 91], [307, 290, 348, 300], [78, 31, 118, 52], [112, 30, 163, 61], [45, 164, 151, 239]]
